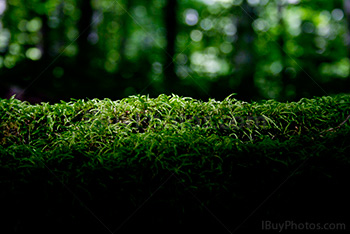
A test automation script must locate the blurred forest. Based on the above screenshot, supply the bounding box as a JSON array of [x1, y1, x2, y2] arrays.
[[0, 0, 349, 103]]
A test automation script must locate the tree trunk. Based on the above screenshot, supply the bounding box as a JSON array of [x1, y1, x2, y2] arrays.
[[164, 0, 178, 94], [39, 3, 50, 62], [277, 2, 288, 101], [236, 2, 258, 102], [344, 0, 350, 56], [343, 0, 350, 93], [77, 0, 93, 67], [120, 0, 133, 59]]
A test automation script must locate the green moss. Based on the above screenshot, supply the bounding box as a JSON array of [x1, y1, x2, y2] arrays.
[[0, 94, 349, 232], [1, 93, 349, 146]]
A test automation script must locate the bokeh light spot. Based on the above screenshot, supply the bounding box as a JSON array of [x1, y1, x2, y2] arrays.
[[134, 5, 147, 18], [287, 0, 300, 4], [0, 0, 6, 15], [176, 54, 188, 65], [200, 18, 213, 31], [4, 55, 16, 68], [190, 30, 203, 42], [331, 9, 344, 21], [302, 22, 314, 34], [185, 9, 199, 26], [224, 23, 237, 36], [26, 48, 42, 60], [26, 18, 42, 32], [253, 18, 269, 32], [247, 0, 259, 6], [18, 20, 28, 32], [9, 43, 20, 55], [0, 29, 10, 51], [270, 61, 283, 75], [220, 42, 233, 54]]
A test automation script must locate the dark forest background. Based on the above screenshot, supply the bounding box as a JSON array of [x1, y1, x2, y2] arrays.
[[0, 0, 349, 103]]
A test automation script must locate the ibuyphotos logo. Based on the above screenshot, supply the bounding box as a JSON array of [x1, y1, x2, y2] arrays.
[[262, 220, 346, 232]]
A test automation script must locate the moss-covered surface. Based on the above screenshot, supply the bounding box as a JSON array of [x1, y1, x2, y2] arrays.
[[1, 94, 350, 233]]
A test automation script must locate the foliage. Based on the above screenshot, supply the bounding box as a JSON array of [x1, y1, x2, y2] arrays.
[[0, 0, 349, 102]]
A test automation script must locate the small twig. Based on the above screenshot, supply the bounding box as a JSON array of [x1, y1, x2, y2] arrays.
[[337, 114, 350, 128], [324, 114, 350, 133]]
